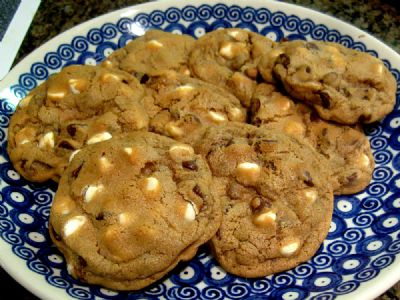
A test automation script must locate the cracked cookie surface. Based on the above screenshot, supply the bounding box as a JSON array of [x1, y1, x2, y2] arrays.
[[259, 40, 396, 124], [251, 83, 374, 195], [189, 28, 275, 107], [194, 124, 334, 277], [7, 65, 148, 182], [49, 131, 221, 290]]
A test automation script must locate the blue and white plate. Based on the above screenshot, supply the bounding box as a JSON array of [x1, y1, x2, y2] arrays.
[[0, 0, 399, 299]]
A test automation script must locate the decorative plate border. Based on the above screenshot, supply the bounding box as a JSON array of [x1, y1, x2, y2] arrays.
[[0, 3, 400, 300]]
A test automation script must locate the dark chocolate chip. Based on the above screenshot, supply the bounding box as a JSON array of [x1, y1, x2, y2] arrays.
[[276, 53, 291, 67], [20, 160, 27, 169], [251, 98, 261, 115], [306, 42, 320, 50], [67, 124, 77, 137], [58, 140, 75, 150], [319, 92, 331, 109], [71, 163, 83, 179], [182, 160, 198, 171], [141, 162, 157, 175], [280, 37, 289, 42], [250, 197, 271, 213], [193, 185, 204, 199], [96, 212, 104, 220], [305, 66, 311, 73], [347, 172, 358, 183], [303, 170, 314, 186], [322, 128, 328, 136], [310, 110, 320, 122], [256, 71, 264, 84], [140, 74, 150, 84]]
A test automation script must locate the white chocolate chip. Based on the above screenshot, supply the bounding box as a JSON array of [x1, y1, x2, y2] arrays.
[[208, 111, 227, 123], [184, 201, 198, 221], [63, 215, 86, 237], [303, 188, 317, 203], [359, 154, 370, 168], [99, 157, 113, 173], [67, 263, 74, 275], [53, 196, 75, 215], [182, 68, 191, 76], [142, 177, 160, 196], [19, 139, 30, 145], [228, 107, 243, 121], [86, 132, 112, 145], [165, 122, 184, 138], [118, 212, 135, 225], [84, 184, 104, 203], [372, 63, 383, 75], [219, 42, 235, 59], [102, 60, 113, 68], [69, 149, 81, 163], [253, 210, 276, 227], [274, 96, 291, 112], [124, 147, 133, 156], [100, 73, 121, 83], [47, 90, 66, 101], [169, 144, 195, 162], [284, 120, 305, 136], [176, 84, 194, 93], [228, 30, 247, 41], [68, 78, 87, 94], [147, 39, 163, 49], [38, 132, 55, 149], [280, 239, 300, 257], [236, 162, 261, 185]]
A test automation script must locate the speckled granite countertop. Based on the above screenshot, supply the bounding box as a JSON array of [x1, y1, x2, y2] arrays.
[[3, 0, 400, 299]]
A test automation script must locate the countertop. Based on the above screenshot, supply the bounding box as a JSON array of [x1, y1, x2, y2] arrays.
[[3, 0, 400, 299]]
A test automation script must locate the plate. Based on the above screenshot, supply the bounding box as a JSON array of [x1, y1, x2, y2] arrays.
[[0, 0, 399, 299]]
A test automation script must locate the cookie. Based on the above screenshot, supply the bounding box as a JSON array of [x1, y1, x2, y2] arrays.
[[144, 71, 247, 142], [102, 30, 195, 81], [189, 28, 276, 107], [49, 131, 221, 290], [251, 83, 374, 195], [258, 40, 397, 124], [194, 124, 334, 277], [7, 65, 148, 182]]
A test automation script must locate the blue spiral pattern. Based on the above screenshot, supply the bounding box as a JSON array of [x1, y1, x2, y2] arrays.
[[1, 3, 400, 300]]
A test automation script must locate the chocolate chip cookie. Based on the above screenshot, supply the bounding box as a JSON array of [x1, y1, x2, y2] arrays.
[[144, 71, 247, 142], [102, 30, 195, 81], [189, 28, 276, 107], [49, 131, 221, 290], [251, 83, 374, 195], [7, 65, 148, 182], [194, 124, 334, 277], [259, 40, 396, 124]]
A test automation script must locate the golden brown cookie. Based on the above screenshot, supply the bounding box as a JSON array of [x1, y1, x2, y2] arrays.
[[143, 71, 247, 143], [49, 131, 221, 290], [102, 30, 195, 81], [189, 28, 276, 107], [7, 65, 148, 182], [258, 40, 396, 124], [194, 124, 334, 278], [251, 83, 374, 195]]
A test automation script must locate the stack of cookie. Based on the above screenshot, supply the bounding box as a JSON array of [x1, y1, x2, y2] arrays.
[[7, 29, 396, 290]]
